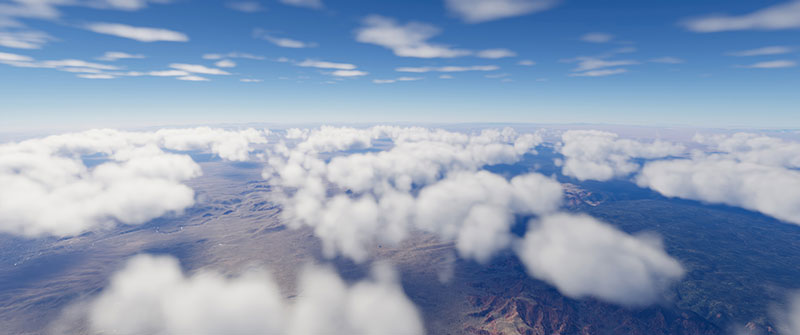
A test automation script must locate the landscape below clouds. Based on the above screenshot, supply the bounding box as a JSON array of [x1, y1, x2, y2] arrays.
[[1, 124, 799, 334]]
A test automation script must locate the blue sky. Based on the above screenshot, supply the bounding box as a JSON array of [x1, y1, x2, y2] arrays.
[[0, 0, 799, 131]]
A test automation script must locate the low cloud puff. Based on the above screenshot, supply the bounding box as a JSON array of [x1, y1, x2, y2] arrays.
[[0, 128, 268, 237], [558, 130, 684, 181], [56, 254, 423, 335], [515, 213, 685, 306]]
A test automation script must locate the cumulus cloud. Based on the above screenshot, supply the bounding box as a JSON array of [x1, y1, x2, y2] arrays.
[[476, 48, 517, 59], [515, 213, 685, 306], [355, 15, 471, 58], [373, 77, 422, 84], [56, 254, 423, 335], [777, 292, 800, 335], [637, 133, 800, 226], [85, 22, 189, 42], [557, 130, 685, 181], [0, 128, 268, 237], [682, 0, 800, 32], [445, 0, 560, 23], [264, 126, 558, 263]]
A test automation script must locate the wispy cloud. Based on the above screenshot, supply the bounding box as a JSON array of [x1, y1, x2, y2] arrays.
[[683, 1, 800, 32], [177, 75, 210, 81], [565, 57, 638, 72], [650, 56, 685, 64], [202, 52, 265, 60], [355, 15, 470, 58], [373, 77, 423, 84], [0, 30, 53, 49], [296, 59, 356, 70], [569, 68, 628, 77], [737, 60, 797, 69], [169, 63, 231, 75], [331, 70, 368, 77], [97, 51, 145, 61], [517, 59, 536, 66], [580, 32, 614, 43], [86, 23, 189, 42], [396, 65, 499, 73], [726, 46, 794, 56], [227, 1, 265, 13], [445, 0, 560, 23], [476, 48, 517, 59], [214, 59, 236, 68], [254, 29, 316, 48], [279, 0, 323, 9]]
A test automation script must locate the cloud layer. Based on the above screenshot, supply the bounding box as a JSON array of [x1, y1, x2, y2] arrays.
[[58, 254, 422, 335], [0, 127, 268, 237]]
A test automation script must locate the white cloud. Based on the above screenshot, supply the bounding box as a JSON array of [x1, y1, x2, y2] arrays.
[[638, 157, 800, 225], [0, 128, 268, 237], [59, 254, 423, 335], [439, 74, 453, 79], [86, 22, 189, 42], [226, 1, 264, 12], [77, 73, 115, 79], [355, 15, 471, 58], [569, 68, 627, 77], [296, 59, 356, 70], [240, 78, 263, 82], [0, 30, 53, 49], [0, 51, 32, 62], [89, 0, 175, 11], [778, 292, 800, 335], [279, 0, 323, 9], [264, 126, 556, 263], [445, 0, 560, 23], [515, 213, 684, 306], [254, 29, 317, 48], [202, 52, 265, 60], [477, 48, 517, 59], [169, 63, 231, 75], [557, 130, 685, 181], [726, 46, 794, 56], [214, 59, 236, 68], [330, 70, 368, 77], [517, 59, 536, 66], [148, 70, 190, 77], [396, 65, 499, 73], [650, 56, 685, 64], [738, 60, 797, 69], [96, 51, 145, 61], [177, 75, 210, 81], [566, 57, 639, 72], [580, 32, 614, 43], [373, 77, 422, 84], [683, 1, 800, 32], [637, 133, 800, 226]]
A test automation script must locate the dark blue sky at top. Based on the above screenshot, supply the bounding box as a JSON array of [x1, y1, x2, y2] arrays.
[[0, 0, 798, 131]]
